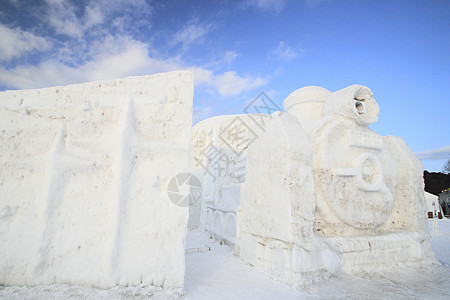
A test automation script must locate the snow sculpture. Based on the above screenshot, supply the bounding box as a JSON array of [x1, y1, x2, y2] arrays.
[[0, 71, 193, 288], [192, 84, 437, 285], [311, 85, 397, 234], [190, 115, 261, 244]]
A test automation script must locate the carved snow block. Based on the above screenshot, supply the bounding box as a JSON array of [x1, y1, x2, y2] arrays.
[[0, 71, 193, 288]]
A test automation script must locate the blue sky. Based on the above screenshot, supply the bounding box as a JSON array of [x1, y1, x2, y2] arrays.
[[0, 0, 449, 172]]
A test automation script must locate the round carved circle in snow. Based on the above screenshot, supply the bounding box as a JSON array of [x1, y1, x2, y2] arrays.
[[313, 120, 396, 231], [357, 153, 383, 191]]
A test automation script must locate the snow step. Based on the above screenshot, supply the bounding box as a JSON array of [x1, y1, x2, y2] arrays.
[[185, 246, 211, 254]]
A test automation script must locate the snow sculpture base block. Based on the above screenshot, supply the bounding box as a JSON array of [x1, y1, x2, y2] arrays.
[[323, 231, 435, 273], [0, 71, 193, 288]]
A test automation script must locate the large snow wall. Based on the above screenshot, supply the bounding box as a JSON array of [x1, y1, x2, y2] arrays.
[[0, 71, 193, 288]]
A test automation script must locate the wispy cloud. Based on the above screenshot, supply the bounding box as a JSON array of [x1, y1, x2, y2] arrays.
[[244, 0, 287, 12], [222, 51, 239, 66], [211, 71, 267, 96], [189, 66, 267, 96], [416, 146, 450, 160], [43, 0, 152, 38], [305, 0, 330, 7], [244, 0, 328, 12], [0, 33, 266, 97], [0, 25, 51, 60], [44, 0, 88, 38], [0, 38, 154, 88], [0, 1, 267, 98], [171, 22, 212, 50], [269, 41, 303, 61]]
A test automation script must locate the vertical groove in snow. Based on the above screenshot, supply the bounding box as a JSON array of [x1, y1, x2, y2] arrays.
[[110, 97, 136, 281], [34, 123, 67, 277]]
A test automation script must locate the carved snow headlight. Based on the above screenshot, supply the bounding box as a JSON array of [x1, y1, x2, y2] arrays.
[[354, 98, 366, 114]]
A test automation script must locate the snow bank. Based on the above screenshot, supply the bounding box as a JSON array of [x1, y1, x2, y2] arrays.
[[0, 71, 193, 288]]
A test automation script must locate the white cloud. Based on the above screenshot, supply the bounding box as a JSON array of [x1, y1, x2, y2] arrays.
[[0, 38, 174, 89], [99, 0, 153, 33], [223, 51, 239, 66], [213, 71, 267, 96], [416, 146, 450, 160], [269, 41, 303, 61], [44, 0, 85, 38], [305, 0, 330, 7], [245, 0, 287, 12], [171, 22, 212, 50], [0, 2, 266, 97], [84, 3, 104, 28], [43, 0, 152, 38], [0, 34, 267, 97], [0, 61, 82, 89], [188, 67, 267, 96], [0, 25, 51, 60]]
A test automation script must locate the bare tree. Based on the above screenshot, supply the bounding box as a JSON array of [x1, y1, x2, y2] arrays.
[[444, 159, 450, 174]]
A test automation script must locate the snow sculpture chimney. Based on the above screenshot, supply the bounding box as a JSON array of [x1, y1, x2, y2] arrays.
[[282, 86, 331, 123], [322, 84, 379, 126]]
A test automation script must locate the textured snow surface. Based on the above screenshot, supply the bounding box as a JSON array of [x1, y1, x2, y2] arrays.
[[0, 71, 193, 288], [429, 219, 450, 267], [1, 220, 449, 299]]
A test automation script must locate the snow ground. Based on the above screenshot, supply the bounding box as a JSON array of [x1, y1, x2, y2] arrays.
[[1, 219, 450, 299]]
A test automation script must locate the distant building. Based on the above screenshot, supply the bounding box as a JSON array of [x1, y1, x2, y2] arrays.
[[425, 192, 444, 219], [439, 188, 450, 216]]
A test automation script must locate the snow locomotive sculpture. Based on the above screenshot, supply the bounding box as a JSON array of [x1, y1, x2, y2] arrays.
[[191, 84, 436, 285]]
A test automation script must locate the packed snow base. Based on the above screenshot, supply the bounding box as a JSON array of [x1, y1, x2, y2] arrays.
[[1, 220, 449, 299], [0, 71, 193, 288]]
